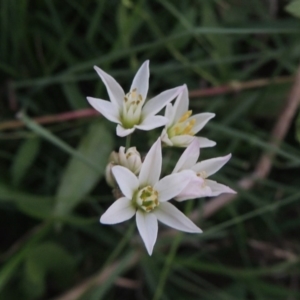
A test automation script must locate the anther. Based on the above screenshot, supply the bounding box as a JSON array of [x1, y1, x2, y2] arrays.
[[179, 110, 192, 122]]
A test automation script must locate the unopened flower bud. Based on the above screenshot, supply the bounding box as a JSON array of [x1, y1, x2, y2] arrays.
[[105, 162, 117, 187], [105, 146, 142, 187]]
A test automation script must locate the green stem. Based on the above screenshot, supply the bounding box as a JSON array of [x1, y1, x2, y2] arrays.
[[152, 201, 194, 300], [103, 222, 135, 268], [125, 134, 131, 150], [153, 232, 182, 300]]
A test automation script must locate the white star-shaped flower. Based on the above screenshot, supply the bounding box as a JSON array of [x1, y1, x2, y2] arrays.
[[100, 138, 202, 255], [87, 61, 183, 137], [161, 84, 216, 148], [172, 139, 236, 201]]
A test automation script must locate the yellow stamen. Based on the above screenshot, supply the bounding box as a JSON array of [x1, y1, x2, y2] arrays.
[[182, 119, 196, 135], [131, 89, 137, 98], [174, 126, 180, 135], [197, 171, 207, 179], [167, 111, 196, 138], [178, 110, 192, 122]]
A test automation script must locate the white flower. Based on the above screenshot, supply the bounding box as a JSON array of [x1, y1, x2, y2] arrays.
[[87, 61, 183, 137], [100, 138, 202, 255], [172, 139, 236, 201], [161, 84, 216, 148], [105, 146, 142, 187]]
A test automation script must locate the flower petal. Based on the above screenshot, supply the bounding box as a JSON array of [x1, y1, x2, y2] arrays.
[[191, 113, 215, 134], [139, 138, 162, 187], [136, 211, 158, 255], [196, 137, 216, 148], [116, 124, 135, 137], [130, 60, 149, 102], [206, 179, 236, 196], [191, 154, 231, 177], [87, 97, 120, 124], [142, 86, 184, 118], [100, 197, 135, 224], [112, 166, 139, 198], [170, 135, 194, 147], [173, 84, 189, 122], [172, 139, 200, 173], [154, 171, 193, 202], [135, 115, 168, 131], [175, 176, 212, 201], [164, 103, 174, 127], [154, 202, 202, 233], [94, 66, 124, 108]]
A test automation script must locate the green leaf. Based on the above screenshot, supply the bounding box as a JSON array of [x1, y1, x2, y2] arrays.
[[18, 112, 101, 173], [55, 121, 114, 216], [62, 82, 88, 109], [201, 2, 232, 79], [0, 182, 53, 219], [285, 0, 300, 18], [0, 223, 51, 293], [22, 242, 76, 299], [10, 137, 41, 187]]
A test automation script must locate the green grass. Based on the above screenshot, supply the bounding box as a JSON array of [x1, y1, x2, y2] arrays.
[[1, 1, 300, 299]]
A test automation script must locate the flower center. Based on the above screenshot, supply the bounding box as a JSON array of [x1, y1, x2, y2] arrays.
[[167, 110, 196, 137], [135, 185, 159, 213], [122, 88, 144, 128]]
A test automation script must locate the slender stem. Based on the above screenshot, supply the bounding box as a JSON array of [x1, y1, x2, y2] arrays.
[[103, 222, 135, 268], [152, 201, 193, 300], [152, 233, 182, 300], [125, 134, 131, 150]]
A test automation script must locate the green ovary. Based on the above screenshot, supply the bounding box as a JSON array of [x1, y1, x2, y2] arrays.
[[135, 185, 159, 213], [121, 88, 143, 128]]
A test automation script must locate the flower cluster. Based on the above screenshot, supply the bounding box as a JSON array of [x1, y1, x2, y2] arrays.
[[87, 60, 235, 255]]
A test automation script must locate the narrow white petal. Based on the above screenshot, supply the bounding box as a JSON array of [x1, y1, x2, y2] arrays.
[[135, 116, 168, 131], [136, 211, 158, 255], [94, 66, 124, 108], [142, 86, 184, 118], [191, 154, 231, 176], [175, 179, 212, 201], [87, 97, 120, 124], [100, 197, 135, 224], [112, 166, 139, 199], [206, 179, 236, 196], [164, 103, 175, 127], [154, 202, 202, 233], [130, 60, 149, 101], [116, 124, 135, 137], [191, 113, 215, 134], [170, 135, 194, 147], [173, 84, 189, 122], [154, 171, 193, 202], [139, 138, 162, 187], [172, 139, 200, 173], [196, 137, 216, 148]]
